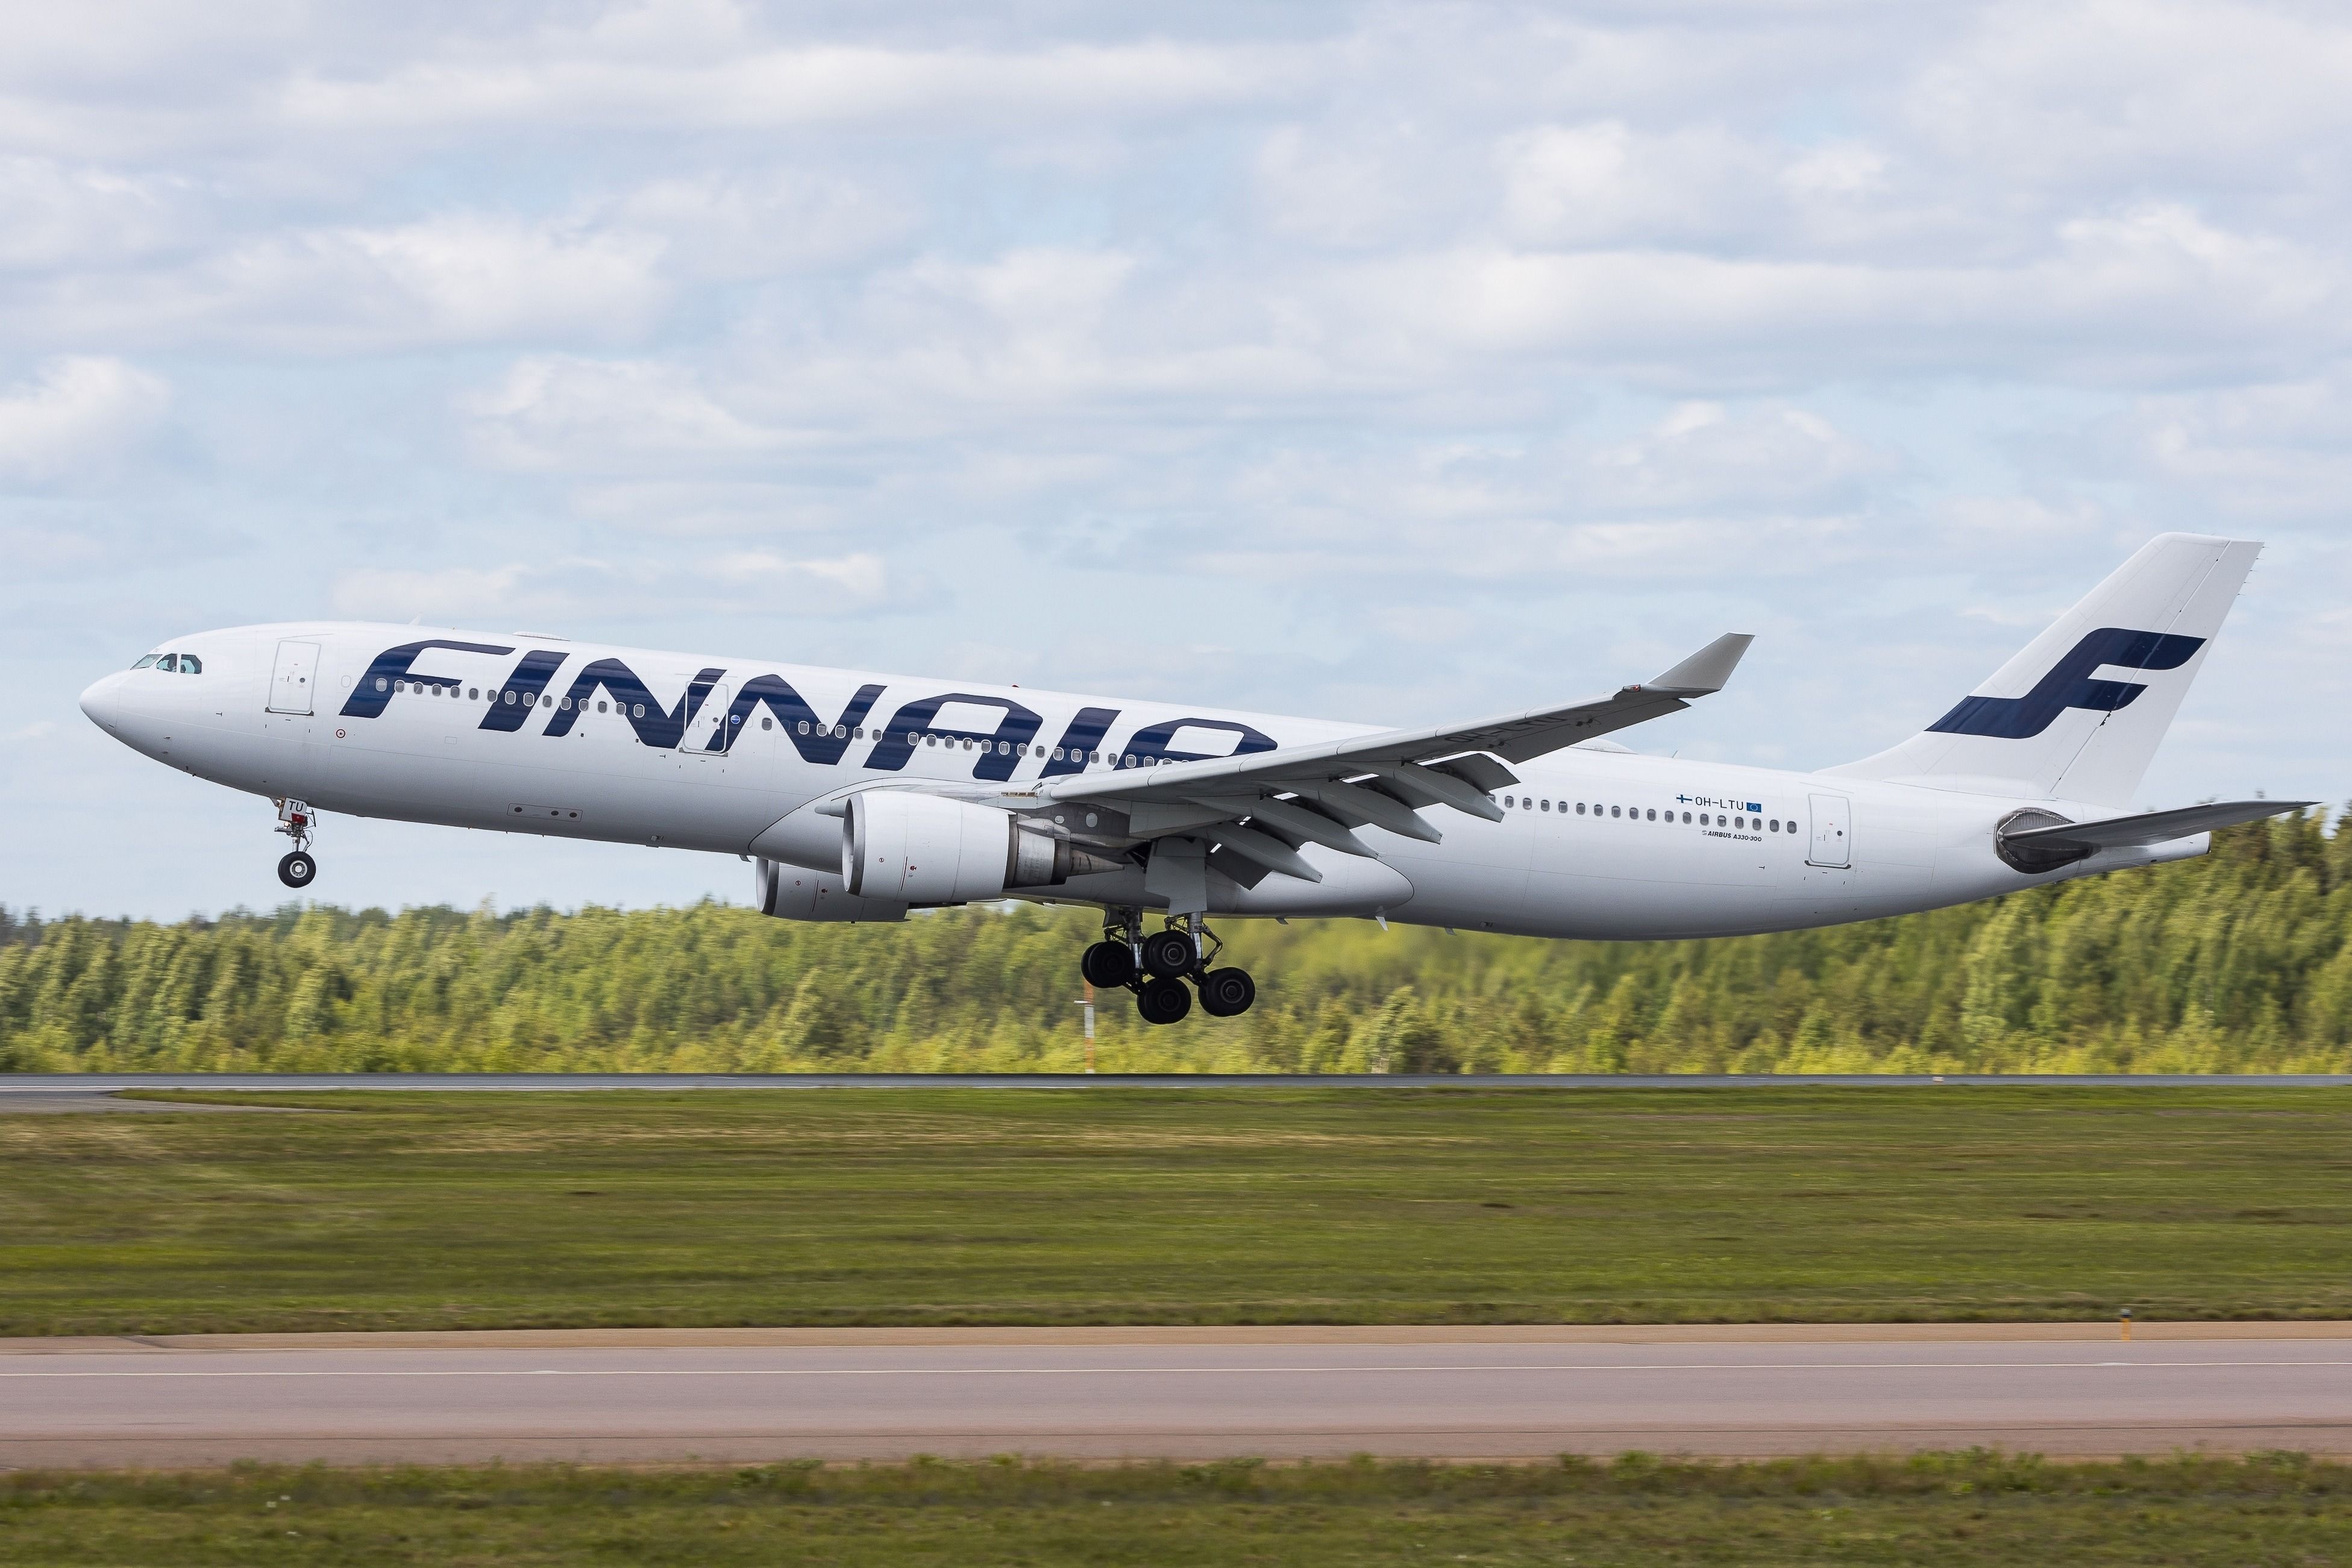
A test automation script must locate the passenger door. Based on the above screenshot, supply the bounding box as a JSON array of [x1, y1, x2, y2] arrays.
[[267, 640, 319, 715], [1807, 793, 1852, 868]]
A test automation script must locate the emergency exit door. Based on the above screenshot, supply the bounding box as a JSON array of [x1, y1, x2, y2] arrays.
[[268, 640, 319, 715], [1807, 793, 1851, 868], [683, 684, 734, 756]]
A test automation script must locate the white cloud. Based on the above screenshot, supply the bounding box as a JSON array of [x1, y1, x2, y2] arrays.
[[607, 171, 912, 279], [464, 356, 808, 471], [0, 158, 199, 270], [330, 565, 547, 624], [330, 550, 889, 625], [0, 356, 169, 481], [280, 37, 1299, 137], [712, 549, 888, 611]]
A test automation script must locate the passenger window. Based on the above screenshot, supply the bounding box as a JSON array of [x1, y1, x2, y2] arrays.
[[632, 703, 645, 718], [1575, 802, 1585, 815], [761, 717, 771, 730], [1646, 809, 1655, 821], [1610, 804, 1620, 818]]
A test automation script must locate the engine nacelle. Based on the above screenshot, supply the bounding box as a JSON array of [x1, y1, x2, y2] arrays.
[[844, 792, 1116, 904], [753, 858, 907, 923]]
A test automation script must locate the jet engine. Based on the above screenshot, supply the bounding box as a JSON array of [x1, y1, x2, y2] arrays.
[[844, 791, 1120, 904], [753, 858, 906, 922]]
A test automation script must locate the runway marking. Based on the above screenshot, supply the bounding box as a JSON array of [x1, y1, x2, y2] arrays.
[[6, 1358, 2351, 1380]]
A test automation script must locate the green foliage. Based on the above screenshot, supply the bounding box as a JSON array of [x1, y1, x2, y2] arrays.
[[2, 1455, 2349, 1566], [5, 814, 2348, 1074]]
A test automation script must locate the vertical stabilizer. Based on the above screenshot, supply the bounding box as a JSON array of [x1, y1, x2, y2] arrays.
[[1827, 533, 2260, 805]]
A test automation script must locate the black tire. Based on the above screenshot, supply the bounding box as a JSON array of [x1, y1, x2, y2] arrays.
[[1079, 939, 1136, 988], [1136, 975, 1193, 1026], [277, 851, 316, 889], [1140, 928, 1197, 978], [1197, 967, 1255, 1018]]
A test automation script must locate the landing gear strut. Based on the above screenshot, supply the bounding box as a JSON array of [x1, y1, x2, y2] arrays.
[[275, 798, 318, 889], [1088, 908, 1255, 1026]]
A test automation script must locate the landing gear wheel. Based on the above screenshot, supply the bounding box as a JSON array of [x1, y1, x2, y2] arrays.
[[1140, 928, 1197, 979], [1080, 939, 1137, 988], [1137, 975, 1193, 1026], [1197, 967, 1255, 1018], [277, 851, 317, 889]]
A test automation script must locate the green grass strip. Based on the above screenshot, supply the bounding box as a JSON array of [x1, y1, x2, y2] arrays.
[[3, 1454, 2349, 1566], [7, 1086, 2352, 1334]]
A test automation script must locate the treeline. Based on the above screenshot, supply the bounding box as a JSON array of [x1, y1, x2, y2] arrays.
[[5, 812, 2351, 1074]]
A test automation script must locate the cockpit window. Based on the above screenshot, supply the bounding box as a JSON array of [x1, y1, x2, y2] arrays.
[[157, 654, 180, 672], [133, 654, 160, 670], [179, 654, 202, 674]]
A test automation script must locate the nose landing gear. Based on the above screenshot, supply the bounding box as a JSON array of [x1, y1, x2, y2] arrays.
[[1088, 909, 1255, 1025], [274, 798, 318, 889]]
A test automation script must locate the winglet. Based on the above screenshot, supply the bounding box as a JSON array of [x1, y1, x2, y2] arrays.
[[1648, 633, 1754, 696]]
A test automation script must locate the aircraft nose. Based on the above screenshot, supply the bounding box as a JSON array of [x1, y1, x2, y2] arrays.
[[80, 671, 127, 731]]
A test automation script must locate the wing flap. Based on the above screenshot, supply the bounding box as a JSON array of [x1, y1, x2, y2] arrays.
[[1037, 631, 1752, 823]]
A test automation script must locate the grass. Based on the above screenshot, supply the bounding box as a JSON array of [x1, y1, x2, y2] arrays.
[[4, 1085, 2352, 1334], [2, 1454, 2349, 1566]]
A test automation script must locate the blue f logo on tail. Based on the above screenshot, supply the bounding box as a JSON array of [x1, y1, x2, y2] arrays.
[[1927, 627, 2206, 739]]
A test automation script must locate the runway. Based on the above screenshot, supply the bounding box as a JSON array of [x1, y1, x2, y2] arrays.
[[7, 1325, 2351, 1467]]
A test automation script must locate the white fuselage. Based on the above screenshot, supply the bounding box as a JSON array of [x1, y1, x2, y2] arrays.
[[79, 621, 2198, 938]]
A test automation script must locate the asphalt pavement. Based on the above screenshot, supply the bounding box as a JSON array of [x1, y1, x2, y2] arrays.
[[5, 1325, 2348, 1466]]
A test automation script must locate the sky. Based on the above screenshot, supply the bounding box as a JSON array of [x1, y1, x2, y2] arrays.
[[5, 0, 2351, 921]]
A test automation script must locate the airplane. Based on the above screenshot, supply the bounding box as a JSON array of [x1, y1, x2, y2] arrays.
[[78, 532, 2307, 1026]]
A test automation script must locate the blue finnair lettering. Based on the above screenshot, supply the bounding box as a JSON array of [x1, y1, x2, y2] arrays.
[[542, 659, 726, 748], [1926, 627, 2206, 740], [1123, 717, 1279, 765], [718, 677, 886, 762], [1041, 707, 1120, 778], [868, 693, 1044, 781], [340, 639, 515, 718], [478, 650, 574, 733]]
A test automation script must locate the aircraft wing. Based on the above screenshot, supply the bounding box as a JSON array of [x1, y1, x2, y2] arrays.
[[1999, 798, 2313, 853], [1029, 633, 1752, 886]]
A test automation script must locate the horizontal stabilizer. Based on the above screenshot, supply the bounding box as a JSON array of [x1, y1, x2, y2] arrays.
[[2002, 798, 2313, 854]]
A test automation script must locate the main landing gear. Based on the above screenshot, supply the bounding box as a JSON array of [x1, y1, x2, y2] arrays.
[[274, 798, 318, 889], [1083, 908, 1256, 1026]]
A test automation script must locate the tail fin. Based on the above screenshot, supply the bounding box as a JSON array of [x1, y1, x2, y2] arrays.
[[1828, 533, 2260, 805]]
